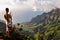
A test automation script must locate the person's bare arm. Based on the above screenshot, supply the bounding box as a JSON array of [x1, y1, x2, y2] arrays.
[[4, 15, 7, 20]]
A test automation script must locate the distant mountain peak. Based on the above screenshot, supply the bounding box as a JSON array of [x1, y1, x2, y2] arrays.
[[29, 8, 60, 25]]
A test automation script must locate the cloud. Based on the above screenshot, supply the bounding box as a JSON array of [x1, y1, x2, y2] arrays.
[[55, 0, 60, 8], [15, 0, 56, 12], [31, 0, 56, 11], [0, 0, 57, 11], [0, 0, 60, 11]]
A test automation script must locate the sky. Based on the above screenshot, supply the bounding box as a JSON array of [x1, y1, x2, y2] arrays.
[[0, 0, 60, 24]]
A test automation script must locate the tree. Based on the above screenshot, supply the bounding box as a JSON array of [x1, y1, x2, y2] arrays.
[[34, 29, 41, 40]]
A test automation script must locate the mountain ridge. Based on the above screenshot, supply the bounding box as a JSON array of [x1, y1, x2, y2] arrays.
[[29, 8, 60, 25]]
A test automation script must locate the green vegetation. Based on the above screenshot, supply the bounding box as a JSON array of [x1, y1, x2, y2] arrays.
[[0, 8, 60, 40]]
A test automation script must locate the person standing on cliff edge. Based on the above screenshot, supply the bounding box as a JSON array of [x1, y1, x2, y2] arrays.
[[4, 8, 12, 37]]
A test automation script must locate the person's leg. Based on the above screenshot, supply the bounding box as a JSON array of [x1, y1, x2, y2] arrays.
[[6, 24, 10, 37]]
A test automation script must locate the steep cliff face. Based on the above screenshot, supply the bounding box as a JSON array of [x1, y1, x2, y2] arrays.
[[30, 8, 60, 25], [30, 8, 60, 33]]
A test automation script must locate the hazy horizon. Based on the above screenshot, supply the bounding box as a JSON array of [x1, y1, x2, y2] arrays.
[[0, 0, 60, 24]]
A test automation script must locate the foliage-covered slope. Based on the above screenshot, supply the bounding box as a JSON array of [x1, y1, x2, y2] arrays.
[[23, 8, 60, 40], [14, 8, 60, 40]]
